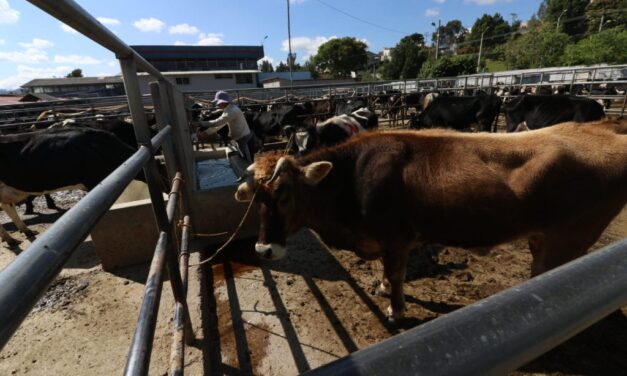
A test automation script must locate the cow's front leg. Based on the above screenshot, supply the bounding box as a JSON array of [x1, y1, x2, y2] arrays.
[[1, 203, 37, 238], [382, 250, 409, 322]]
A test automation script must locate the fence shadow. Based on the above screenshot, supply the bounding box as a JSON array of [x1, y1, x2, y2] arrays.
[[519, 310, 627, 375]]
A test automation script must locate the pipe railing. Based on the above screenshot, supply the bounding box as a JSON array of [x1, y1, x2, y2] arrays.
[[0, 125, 171, 349], [305, 238, 627, 376]]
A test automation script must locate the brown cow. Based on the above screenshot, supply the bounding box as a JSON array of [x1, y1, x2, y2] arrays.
[[235, 119, 627, 321]]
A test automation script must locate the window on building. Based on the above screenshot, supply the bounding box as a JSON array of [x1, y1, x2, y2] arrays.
[[235, 74, 253, 84], [176, 77, 190, 85], [214, 74, 233, 79]]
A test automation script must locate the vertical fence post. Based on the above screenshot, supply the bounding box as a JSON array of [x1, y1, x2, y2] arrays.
[[149, 81, 179, 181]]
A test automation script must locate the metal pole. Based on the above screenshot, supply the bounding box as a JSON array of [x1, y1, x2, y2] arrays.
[[598, 14, 605, 33], [304, 238, 627, 376], [556, 9, 567, 32], [286, 0, 294, 87], [477, 30, 486, 74], [435, 19, 441, 60], [124, 232, 169, 376], [169, 215, 191, 376]]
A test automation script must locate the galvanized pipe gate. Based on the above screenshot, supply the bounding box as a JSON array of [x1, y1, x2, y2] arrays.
[[0, 1, 197, 375], [0, 2, 626, 376]]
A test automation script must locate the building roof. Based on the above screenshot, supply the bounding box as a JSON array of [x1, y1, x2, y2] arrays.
[[21, 76, 123, 87], [0, 96, 23, 106], [131, 45, 264, 61], [19, 93, 60, 102], [258, 71, 312, 82]]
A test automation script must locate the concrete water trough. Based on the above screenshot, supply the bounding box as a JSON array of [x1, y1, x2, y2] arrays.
[[91, 145, 257, 270]]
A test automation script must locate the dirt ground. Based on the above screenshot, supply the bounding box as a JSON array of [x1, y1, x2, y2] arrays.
[[0, 188, 625, 375]]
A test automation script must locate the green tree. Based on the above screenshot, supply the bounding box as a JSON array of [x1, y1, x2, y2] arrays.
[[302, 57, 320, 79], [259, 59, 274, 72], [431, 19, 467, 54], [312, 37, 368, 77], [537, 0, 588, 37], [462, 13, 512, 53], [379, 33, 428, 79], [562, 28, 627, 65], [275, 61, 289, 72], [585, 0, 627, 33], [419, 54, 477, 78], [503, 27, 570, 69], [66, 68, 83, 78]]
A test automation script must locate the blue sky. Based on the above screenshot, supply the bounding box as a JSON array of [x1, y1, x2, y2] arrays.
[[0, 0, 541, 90]]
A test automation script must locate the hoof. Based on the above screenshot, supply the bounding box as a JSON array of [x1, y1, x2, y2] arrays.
[[374, 282, 391, 297], [386, 305, 404, 323]]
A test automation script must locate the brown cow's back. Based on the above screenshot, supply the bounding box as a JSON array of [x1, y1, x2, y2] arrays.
[[295, 119, 627, 249]]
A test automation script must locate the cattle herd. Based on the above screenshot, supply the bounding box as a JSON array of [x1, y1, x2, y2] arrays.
[[1, 84, 626, 322]]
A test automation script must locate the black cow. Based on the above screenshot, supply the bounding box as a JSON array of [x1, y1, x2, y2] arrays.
[[335, 98, 368, 116], [413, 92, 502, 132], [504, 95, 605, 132], [0, 127, 155, 246]]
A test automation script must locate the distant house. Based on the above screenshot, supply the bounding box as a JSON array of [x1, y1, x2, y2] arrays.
[[21, 76, 125, 98], [19, 44, 266, 98], [261, 76, 355, 88], [131, 45, 264, 94], [381, 48, 394, 62]]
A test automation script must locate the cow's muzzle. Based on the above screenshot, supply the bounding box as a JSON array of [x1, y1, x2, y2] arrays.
[[255, 243, 287, 260]]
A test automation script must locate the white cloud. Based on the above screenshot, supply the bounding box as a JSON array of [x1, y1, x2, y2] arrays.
[[0, 39, 6, 45], [133, 17, 165, 33], [282, 36, 336, 59], [174, 41, 189, 46], [169, 23, 199, 35], [433, 0, 446, 3], [0, 49, 48, 64], [97, 17, 121, 26], [464, 0, 511, 5], [54, 54, 101, 65], [197, 33, 224, 46], [0, 65, 72, 90], [60, 22, 78, 34], [19, 38, 53, 49], [425, 8, 439, 17], [0, 0, 19, 24], [108, 60, 118, 67]]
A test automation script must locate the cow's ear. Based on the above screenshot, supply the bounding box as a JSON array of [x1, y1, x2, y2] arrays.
[[301, 161, 333, 186]]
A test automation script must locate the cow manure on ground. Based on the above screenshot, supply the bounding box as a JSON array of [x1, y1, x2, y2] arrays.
[[33, 276, 89, 313]]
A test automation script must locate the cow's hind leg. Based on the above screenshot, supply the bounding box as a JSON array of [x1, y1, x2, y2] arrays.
[[1, 203, 36, 238], [382, 250, 410, 322], [528, 207, 621, 276]]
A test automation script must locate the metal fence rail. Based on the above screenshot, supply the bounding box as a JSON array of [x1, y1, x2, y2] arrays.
[[305, 237, 627, 376], [1, 2, 196, 376], [0, 126, 170, 348]]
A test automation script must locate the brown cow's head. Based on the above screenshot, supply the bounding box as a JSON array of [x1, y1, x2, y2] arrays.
[[235, 154, 333, 260]]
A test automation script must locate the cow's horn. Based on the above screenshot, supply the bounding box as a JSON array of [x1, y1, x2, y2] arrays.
[[268, 157, 288, 183]]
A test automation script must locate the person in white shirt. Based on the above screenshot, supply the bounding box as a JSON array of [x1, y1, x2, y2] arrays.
[[196, 91, 256, 163]]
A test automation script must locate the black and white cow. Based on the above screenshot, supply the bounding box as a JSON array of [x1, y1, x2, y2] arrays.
[[0, 127, 153, 246], [291, 107, 378, 154], [504, 95, 605, 132]]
